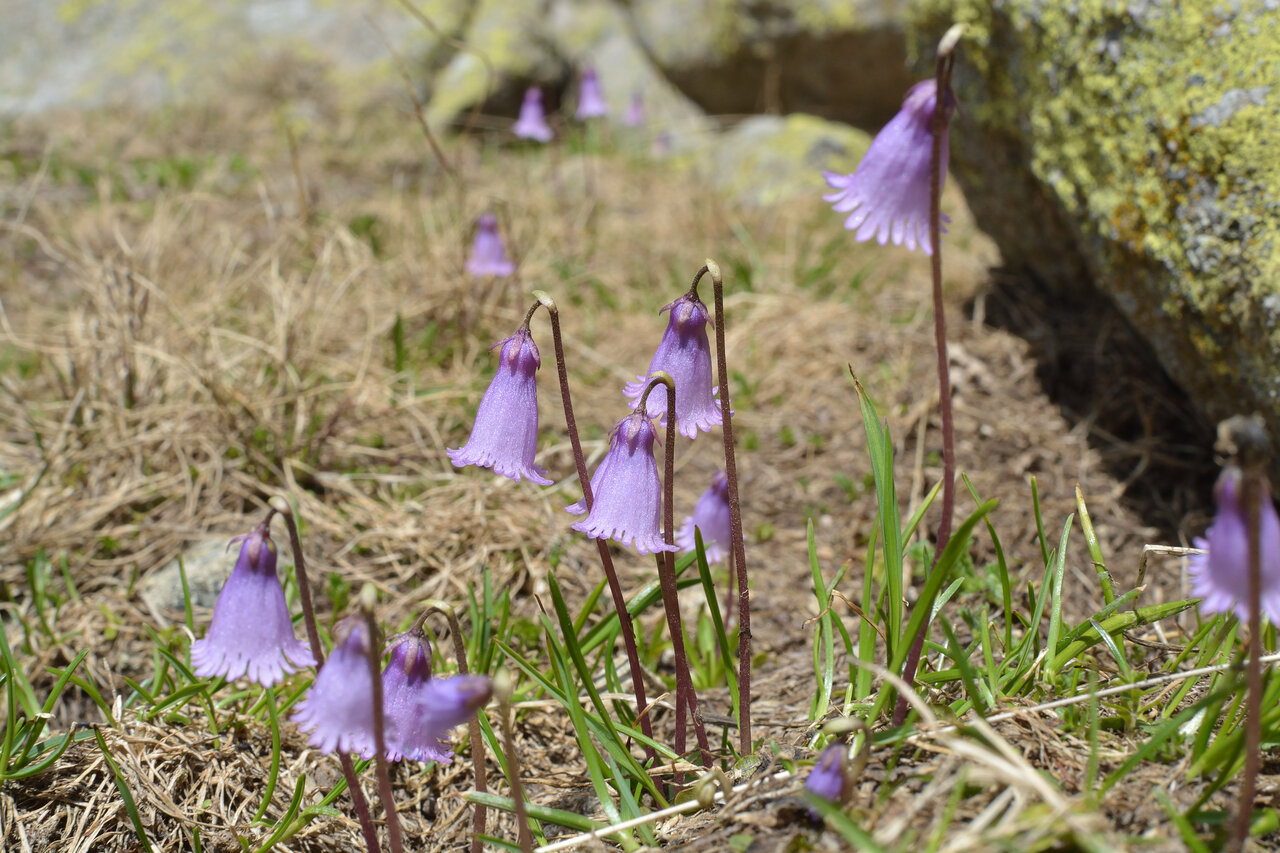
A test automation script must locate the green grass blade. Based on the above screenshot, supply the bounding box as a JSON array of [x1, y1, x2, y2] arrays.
[[854, 378, 903, 653], [808, 520, 835, 722], [1044, 515, 1074, 682], [93, 728, 154, 853], [466, 791, 603, 833], [1075, 486, 1115, 605]]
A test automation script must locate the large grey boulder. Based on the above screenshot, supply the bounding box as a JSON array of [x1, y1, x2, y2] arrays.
[[910, 0, 1280, 444], [0, 0, 424, 114], [625, 0, 914, 128], [424, 0, 707, 133]]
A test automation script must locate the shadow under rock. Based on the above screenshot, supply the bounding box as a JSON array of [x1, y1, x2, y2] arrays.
[[974, 266, 1218, 544]]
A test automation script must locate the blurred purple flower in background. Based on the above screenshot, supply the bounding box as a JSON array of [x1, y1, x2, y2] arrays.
[[379, 629, 492, 764], [677, 471, 732, 564], [448, 327, 551, 485], [1188, 466, 1280, 626], [624, 294, 722, 439], [823, 79, 955, 255], [804, 743, 849, 820], [191, 523, 315, 686], [568, 411, 676, 554], [575, 67, 609, 120], [624, 89, 645, 127], [292, 619, 383, 756], [465, 213, 516, 278], [513, 87, 554, 142]]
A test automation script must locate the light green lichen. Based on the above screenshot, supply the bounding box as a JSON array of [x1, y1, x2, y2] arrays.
[[911, 0, 1280, 416]]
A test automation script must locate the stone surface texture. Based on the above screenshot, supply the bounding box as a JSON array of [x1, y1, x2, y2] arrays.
[[625, 0, 914, 128], [911, 0, 1280, 441]]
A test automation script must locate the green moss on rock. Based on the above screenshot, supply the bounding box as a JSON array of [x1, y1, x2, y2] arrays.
[[910, 0, 1280, 433]]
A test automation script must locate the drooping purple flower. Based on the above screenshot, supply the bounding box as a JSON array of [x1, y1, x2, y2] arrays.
[[448, 327, 551, 485], [624, 294, 723, 439], [677, 471, 732, 564], [513, 87, 554, 143], [575, 67, 609, 120], [379, 630, 493, 764], [804, 743, 849, 820], [465, 213, 516, 278], [1187, 466, 1280, 626], [822, 79, 956, 255], [292, 619, 385, 756], [567, 411, 676, 554], [190, 523, 316, 686], [623, 89, 645, 127]]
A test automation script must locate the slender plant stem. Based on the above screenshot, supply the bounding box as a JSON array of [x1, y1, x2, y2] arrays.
[[497, 674, 535, 853], [1224, 414, 1270, 852], [1234, 473, 1263, 853], [425, 602, 488, 853], [893, 36, 959, 728], [638, 374, 711, 771], [533, 292, 656, 756], [704, 260, 752, 754], [269, 498, 381, 853], [362, 600, 403, 853]]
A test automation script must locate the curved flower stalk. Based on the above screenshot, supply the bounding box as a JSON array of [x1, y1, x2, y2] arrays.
[[292, 618, 384, 756], [513, 87, 554, 142], [575, 67, 609, 120], [448, 323, 551, 485], [465, 213, 516, 278], [624, 293, 723, 439], [568, 410, 676, 555], [380, 628, 493, 763], [677, 471, 732, 564], [1188, 465, 1280, 625], [190, 522, 315, 686], [822, 79, 956, 255]]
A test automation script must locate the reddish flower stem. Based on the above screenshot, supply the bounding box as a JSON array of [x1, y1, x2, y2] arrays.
[[1224, 415, 1270, 852], [268, 498, 381, 853], [701, 261, 753, 754], [425, 603, 488, 853], [637, 375, 711, 775], [362, 603, 403, 853], [893, 37, 958, 728], [533, 293, 657, 758]]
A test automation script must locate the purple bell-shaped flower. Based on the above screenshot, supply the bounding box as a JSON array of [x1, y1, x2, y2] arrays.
[[513, 87, 554, 143], [624, 294, 723, 439], [292, 619, 385, 756], [804, 743, 850, 820], [465, 213, 516, 278], [823, 79, 956, 255], [190, 523, 316, 686], [448, 326, 551, 485], [1188, 466, 1280, 626], [677, 471, 732, 564], [379, 629, 493, 764], [575, 67, 609, 120], [567, 410, 676, 555]]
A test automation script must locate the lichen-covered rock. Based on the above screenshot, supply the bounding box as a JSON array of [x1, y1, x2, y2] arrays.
[[0, 0, 435, 114], [910, 0, 1280, 445], [626, 0, 914, 128]]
